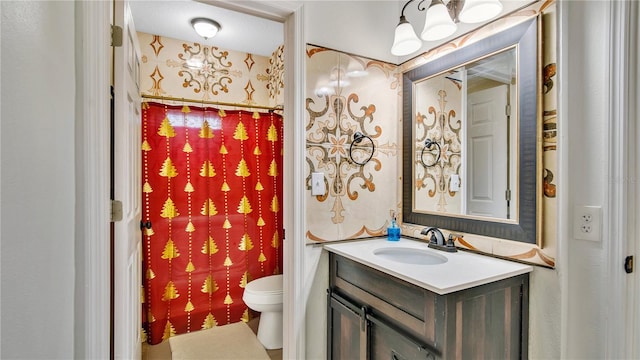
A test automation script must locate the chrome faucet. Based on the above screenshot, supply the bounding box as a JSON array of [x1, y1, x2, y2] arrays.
[[421, 227, 458, 252]]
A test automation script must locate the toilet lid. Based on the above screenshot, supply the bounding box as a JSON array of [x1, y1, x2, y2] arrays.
[[245, 274, 283, 295]]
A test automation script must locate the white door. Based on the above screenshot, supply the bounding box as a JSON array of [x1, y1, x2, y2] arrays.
[[466, 85, 509, 218], [113, 1, 142, 359]]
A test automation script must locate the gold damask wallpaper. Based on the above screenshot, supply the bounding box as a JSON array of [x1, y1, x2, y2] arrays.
[[305, 47, 400, 242], [138, 32, 284, 108], [413, 72, 463, 214]]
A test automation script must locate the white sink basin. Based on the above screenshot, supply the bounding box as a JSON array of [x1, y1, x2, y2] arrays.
[[325, 238, 534, 294], [373, 247, 448, 265]]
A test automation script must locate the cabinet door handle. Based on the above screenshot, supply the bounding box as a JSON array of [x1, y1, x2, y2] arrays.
[[359, 305, 369, 331], [359, 305, 369, 359]]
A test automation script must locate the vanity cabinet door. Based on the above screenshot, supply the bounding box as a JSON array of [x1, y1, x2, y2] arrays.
[[327, 292, 367, 360], [442, 275, 529, 359], [368, 315, 437, 360]]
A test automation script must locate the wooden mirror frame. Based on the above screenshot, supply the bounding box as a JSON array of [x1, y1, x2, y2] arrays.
[[402, 18, 540, 244]]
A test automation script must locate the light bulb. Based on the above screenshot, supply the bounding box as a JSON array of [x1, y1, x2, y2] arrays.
[[458, 0, 503, 24], [421, 0, 457, 41], [391, 17, 422, 56]]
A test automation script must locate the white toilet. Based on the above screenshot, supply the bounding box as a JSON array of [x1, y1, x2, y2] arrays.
[[242, 274, 283, 349]]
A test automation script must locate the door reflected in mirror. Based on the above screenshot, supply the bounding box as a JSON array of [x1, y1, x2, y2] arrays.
[[413, 47, 518, 222]]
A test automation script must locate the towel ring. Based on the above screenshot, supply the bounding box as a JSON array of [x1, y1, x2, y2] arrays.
[[349, 132, 375, 166], [420, 138, 441, 168]]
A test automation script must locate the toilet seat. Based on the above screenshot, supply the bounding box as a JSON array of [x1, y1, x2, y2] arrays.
[[245, 274, 282, 293], [243, 275, 283, 304]]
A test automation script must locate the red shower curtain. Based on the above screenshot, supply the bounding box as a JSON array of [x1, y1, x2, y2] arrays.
[[141, 102, 283, 345]]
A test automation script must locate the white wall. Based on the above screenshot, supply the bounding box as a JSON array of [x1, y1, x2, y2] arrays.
[[562, 1, 625, 358], [0, 1, 76, 359], [304, 1, 398, 64], [528, 267, 561, 358]]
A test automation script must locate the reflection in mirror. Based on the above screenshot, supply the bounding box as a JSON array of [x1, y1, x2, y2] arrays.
[[402, 18, 539, 244], [413, 47, 518, 221]]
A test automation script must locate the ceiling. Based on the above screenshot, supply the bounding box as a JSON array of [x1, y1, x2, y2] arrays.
[[129, 0, 284, 57], [129, 0, 537, 64]]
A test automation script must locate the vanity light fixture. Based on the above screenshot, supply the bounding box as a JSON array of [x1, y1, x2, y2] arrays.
[[421, 0, 457, 41], [458, 0, 504, 23], [391, 0, 503, 56], [191, 18, 221, 40]]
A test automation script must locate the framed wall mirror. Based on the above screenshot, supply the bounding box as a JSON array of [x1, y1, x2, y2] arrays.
[[402, 18, 540, 244]]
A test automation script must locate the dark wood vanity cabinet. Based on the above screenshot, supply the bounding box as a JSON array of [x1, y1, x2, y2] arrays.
[[327, 253, 529, 360]]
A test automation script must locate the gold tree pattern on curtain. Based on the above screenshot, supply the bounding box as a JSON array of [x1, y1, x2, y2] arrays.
[[141, 102, 283, 345]]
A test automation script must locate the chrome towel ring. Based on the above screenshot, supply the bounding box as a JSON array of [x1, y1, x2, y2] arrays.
[[420, 138, 441, 168], [349, 131, 375, 166]]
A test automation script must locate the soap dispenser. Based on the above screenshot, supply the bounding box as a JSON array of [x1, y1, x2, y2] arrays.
[[387, 212, 400, 241]]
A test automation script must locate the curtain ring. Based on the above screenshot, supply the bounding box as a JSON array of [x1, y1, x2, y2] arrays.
[[420, 138, 441, 167], [349, 131, 375, 166]]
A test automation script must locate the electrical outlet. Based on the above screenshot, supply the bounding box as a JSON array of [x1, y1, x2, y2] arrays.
[[574, 205, 601, 241]]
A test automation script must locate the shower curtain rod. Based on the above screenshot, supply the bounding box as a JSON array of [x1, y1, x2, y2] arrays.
[[141, 94, 283, 111]]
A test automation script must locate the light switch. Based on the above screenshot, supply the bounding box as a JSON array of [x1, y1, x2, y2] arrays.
[[450, 174, 460, 192], [311, 172, 325, 196]]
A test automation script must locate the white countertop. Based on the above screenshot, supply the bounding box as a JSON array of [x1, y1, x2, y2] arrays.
[[324, 237, 533, 295]]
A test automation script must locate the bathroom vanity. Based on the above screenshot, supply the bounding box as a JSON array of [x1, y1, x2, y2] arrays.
[[324, 238, 533, 360]]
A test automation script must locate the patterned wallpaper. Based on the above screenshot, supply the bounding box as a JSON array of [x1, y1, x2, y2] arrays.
[[138, 32, 284, 108], [305, 47, 400, 242], [541, 3, 558, 259], [414, 72, 463, 214], [306, 0, 558, 268]]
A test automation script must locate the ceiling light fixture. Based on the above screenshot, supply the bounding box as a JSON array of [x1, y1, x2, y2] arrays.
[[191, 18, 221, 40], [391, 0, 503, 56]]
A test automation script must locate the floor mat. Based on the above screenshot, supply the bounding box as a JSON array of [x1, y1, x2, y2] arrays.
[[169, 322, 270, 360]]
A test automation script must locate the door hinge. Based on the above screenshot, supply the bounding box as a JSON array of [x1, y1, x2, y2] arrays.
[[111, 25, 123, 47], [111, 200, 123, 222], [505, 104, 511, 116], [624, 255, 634, 274], [505, 189, 511, 201]]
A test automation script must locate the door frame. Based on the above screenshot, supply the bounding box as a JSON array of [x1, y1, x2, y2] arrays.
[[77, 1, 306, 359], [76, 1, 112, 358], [606, 0, 639, 358]]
